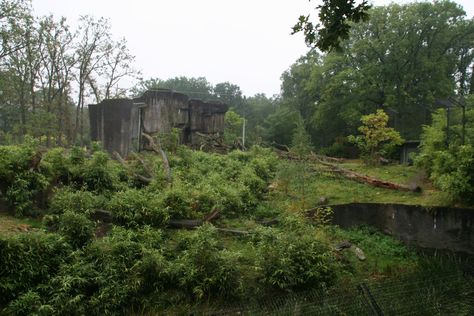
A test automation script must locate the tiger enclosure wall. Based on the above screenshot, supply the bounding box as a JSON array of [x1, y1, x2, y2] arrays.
[[88, 89, 228, 157]]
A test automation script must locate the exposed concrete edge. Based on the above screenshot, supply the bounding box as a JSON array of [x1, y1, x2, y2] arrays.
[[328, 203, 474, 255]]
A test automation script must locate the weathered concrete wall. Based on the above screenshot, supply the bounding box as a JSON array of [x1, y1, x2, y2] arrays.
[[88, 89, 228, 156], [89, 99, 138, 157], [188, 99, 227, 144], [135, 89, 189, 135], [330, 203, 474, 254]]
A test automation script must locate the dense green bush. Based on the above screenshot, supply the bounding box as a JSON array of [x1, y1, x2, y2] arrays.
[[42, 146, 125, 193], [57, 211, 96, 248], [49, 187, 106, 215], [252, 215, 337, 291], [81, 151, 118, 192], [108, 189, 170, 227], [430, 145, 474, 204], [42, 227, 167, 315], [0, 142, 49, 215], [415, 108, 474, 204], [171, 224, 242, 300], [0, 232, 72, 306]]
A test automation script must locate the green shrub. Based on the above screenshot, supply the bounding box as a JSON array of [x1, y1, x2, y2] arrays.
[[108, 189, 170, 227], [0, 142, 49, 216], [430, 145, 474, 204], [57, 211, 96, 248], [3, 290, 54, 315], [348, 109, 404, 165], [253, 215, 337, 291], [45, 227, 167, 315], [81, 151, 118, 193], [414, 108, 474, 204], [5, 171, 48, 216], [49, 187, 106, 215], [160, 186, 192, 218], [172, 224, 242, 300], [0, 232, 72, 306], [40, 147, 71, 183]]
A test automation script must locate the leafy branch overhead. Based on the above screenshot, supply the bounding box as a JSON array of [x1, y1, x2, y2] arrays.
[[292, 0, 371, 51]]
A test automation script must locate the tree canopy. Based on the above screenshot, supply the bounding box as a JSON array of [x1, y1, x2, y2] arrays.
[[281, 1, 474, 149]]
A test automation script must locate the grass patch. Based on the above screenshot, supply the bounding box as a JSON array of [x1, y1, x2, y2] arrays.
[[272, 160, 452, 207], [0, 213, 42, 235]]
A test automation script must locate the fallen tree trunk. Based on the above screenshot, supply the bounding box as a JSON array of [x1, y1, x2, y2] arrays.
[[168, 219, 203, 229], [316, 159, 420, 192], [275, 149, 344, 163], [310, 152, 345, 163], [113, 151, 153, 184], [141, 132, 172, 185]]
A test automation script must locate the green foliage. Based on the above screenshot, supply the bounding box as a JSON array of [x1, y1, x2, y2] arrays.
[[0, 232, 72, 306], [310, 206, 333, 226], [49, 187, 106, 215], [131, 76, 214, 99], [172, 224, 242, 300], [430, 145, 474, 204], [56, 211, 96, 248], [154, 146, 278, 218], [224, 110, 243, 145], [348, 110, 403, 165], [414, 109, 448, 173], [108, 189, 170, 227], [253, 214, 337, 291], [3, 290, 52, 315], [0, 141, 48, 215], [293, 0, 371, 51], [81, 151, 118, 193], [319, 137, 357, 158], [43, 227, 166, 315], [160, 128, 180, 153], [291, 116, 313, 158], [42, 146, 124, 193], [331, 225, 417, 276], [263, 107, 300, 146], [284, 2, 474, 147], [415, 108, 474, 204]]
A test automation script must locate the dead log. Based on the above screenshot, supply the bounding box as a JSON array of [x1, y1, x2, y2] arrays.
[[196, 131, 229, 150], [141, 132, 172, 185], [310, 152, 345, 163], [270, 141, 290, 152], [113, 151, 153, 184], [204, 208, 221, 222], [168, 219, 203, 229], [315, 159, 421, 192], [131, 152, 155, 177]]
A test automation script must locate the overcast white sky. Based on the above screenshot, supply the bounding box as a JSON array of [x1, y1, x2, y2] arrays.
[[32, 0, 474, 97]]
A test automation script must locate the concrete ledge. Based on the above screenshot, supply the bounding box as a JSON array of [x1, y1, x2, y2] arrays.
[[330, 203, 474, 255]]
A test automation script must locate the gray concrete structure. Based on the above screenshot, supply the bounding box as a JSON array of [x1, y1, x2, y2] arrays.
[[328, 203, 474, 254], [88, 89, 228, 157]]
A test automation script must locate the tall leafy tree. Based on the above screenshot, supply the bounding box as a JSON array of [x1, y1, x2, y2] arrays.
[[282, 1, 474, 149], [132, 76, 213, 100]]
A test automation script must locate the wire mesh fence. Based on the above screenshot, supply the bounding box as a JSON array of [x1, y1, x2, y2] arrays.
[[201, 271, 474, 316]]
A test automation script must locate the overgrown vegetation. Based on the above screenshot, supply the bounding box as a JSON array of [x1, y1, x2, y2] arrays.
[[0, 141, 471, 314], [415, 107, 474, 204], [1, 1, 473, 312]]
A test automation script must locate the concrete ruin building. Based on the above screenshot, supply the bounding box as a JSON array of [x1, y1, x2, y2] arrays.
[[88, 89, 228, 157]]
